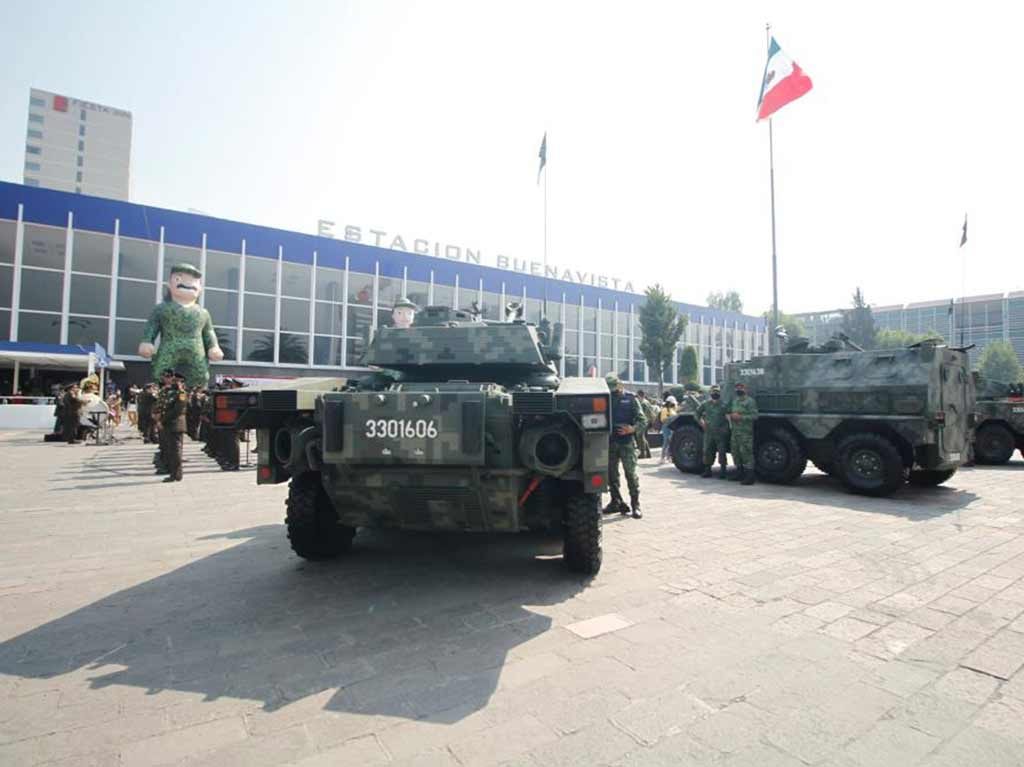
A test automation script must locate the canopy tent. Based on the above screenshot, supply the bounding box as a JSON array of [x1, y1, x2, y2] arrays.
[[0, 341, 125, 395]]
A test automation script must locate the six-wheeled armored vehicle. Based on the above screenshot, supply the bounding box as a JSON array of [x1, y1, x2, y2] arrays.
[[668, 338, 975, 496], [972, 377, 1024, 465]]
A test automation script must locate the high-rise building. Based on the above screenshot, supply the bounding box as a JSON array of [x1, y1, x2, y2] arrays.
[[22, 88, 132, 201]]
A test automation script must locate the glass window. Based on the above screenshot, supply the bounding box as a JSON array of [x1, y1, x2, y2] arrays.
[[26, 145, 41, 155], [565, 332, 579, 355], [118, 237, 158, 280], [29, 113, 43, 123], [77, 156, 83, 167], [20, 269, 64, 312], [23, 225, 66, 269], [348, 272, 373, 305], [281, 262, 310, 298], [69, 274, 110, 315], [565, 303, 580, 330], [524, 298, 543, 323], [314, 335, 343, 366], [0, 221, 15, 264], [347, 305, 373, 338], [24, 159, 40, 169], [583, 333, 597, 356], [406, 281, 429, 310], [600, 308, 614, 333], [564, 356, 579, 376], [244, 256, 277, 294], [76, 171, 83, 182], [0, 310, 9, 342], [212, 327, 236, 360], [281, 298, 310, 332], [315, 301, 344, 336], [433, 283, 454, 308], [67, 316, 108, 347], [582, 306, 597, 332], [481, 292, 501, 320], [163, 245, 202, 281], [377, 309, 392, 328], [378, 275, 401, 309], [601, 335, 613, 357], [242, 294, 275, 330], [633, 363, 645, 383], [114, 320, 145, 356], [25, 179, 40, 187], [79, 125, 85, 137], [242, 330, 276, 362], [346, 337, 367, 365], [315, 267, 344, 301], [116, 280, 156, 320], [77, 139, 84, 151], [0, 265, 11, 307], [17, 311, 61, 344], [81, 109, 86, 121], [71, 231, 113, 275], [30, 96, 45, 107], [278, 333, 309, 364], [203, 288, 238, 327], [205, 250, 240, 291], [600, 359, 614, 376]]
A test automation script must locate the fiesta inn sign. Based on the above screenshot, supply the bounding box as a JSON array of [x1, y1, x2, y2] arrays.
[[317, 220, 635, 294]]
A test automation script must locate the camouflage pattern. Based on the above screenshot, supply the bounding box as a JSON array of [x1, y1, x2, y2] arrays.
[[141, 301, 220, 388], [366, 322, 548, 368], [608, 441, 639, 502], [697, 399, 730, 466], [728, 395, 758, 468], [972, 377, 1024, 463]]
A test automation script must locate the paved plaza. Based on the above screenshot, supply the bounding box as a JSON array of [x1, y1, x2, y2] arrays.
[[1, 429, 1024, 766]]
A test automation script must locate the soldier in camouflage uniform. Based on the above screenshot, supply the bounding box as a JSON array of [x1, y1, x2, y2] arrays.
[[634, 390, 655, 459], [697, 385, 730, 479], [604, 373, 646, 518], [158, 371, 189, 482], [152, 371, 173, 473], [728, 381, 758, 485]]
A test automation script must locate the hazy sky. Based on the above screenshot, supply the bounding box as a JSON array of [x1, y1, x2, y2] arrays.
[[4, 1, 1021, 315]]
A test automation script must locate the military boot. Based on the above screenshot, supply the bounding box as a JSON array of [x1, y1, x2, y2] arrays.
[[630, 493, 642, 519], [700, 466, 713, 478], [741, 468, 756, 485], [718, 465, 729, 479], [603, 496, 627, 515]]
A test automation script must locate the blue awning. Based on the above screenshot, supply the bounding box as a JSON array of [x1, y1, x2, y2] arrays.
[[0, 342, 126, 371]]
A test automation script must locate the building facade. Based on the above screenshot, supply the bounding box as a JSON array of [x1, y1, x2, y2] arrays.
[[0, 181, 768, 386], [795, 294, 1024, 365], [23, 89, 132, 201]]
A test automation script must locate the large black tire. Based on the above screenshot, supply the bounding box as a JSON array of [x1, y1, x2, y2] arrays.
[[754, 427, 807, 484], [670, 424, 705, 474], [563, 491, 602, 575], [908, 468, 957, 487], [285, 473, 355, 560], [974, 423, 1016, 465], [836, 433, 906, 497]]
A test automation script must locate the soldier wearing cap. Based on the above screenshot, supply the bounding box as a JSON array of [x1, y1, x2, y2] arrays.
[[697, 385, 731, 479], [157, 370, 189, 482], [603, 373, 646, 518], [391, 297, 418, 329], [728, 381, 759, 485]]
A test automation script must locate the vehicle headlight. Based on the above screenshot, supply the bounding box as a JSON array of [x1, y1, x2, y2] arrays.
[[581, 413, 607, 430]]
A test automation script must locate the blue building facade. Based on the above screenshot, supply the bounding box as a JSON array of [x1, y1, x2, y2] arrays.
[[0, 181, 768, 385]]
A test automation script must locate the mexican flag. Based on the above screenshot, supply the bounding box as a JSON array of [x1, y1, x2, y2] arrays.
[[757, 37, 813, 120]]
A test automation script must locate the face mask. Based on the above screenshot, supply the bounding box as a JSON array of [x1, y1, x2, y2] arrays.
[[736, 391, 746, 398], [711, 393, 720, 400]]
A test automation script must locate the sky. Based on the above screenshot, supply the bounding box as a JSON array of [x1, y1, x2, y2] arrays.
[[3, 1, 1022, 316]]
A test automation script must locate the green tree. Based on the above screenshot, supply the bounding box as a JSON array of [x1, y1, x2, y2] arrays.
[[841, 287, 877, 349], [639, 284, 687, 394], [706, 290, 743, 313], [762, 310, 807, 340], [874, 329, 945, 350], [977, 340, 1023, 383], [679, 345, 699, 384]]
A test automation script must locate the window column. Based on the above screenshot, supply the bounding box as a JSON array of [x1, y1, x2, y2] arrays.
[[273, 245, 284, 364], [198, 233, 208, 306], [107, 219, 120, 351], [559, 293, 566, 377], [340, 257, 350, 367], [59, 212, 74, 343], [454, 274, 460, 310], [371, 261, 380, 331], [308, 252, 317, 367], [235, 239, 246, 363], [155, 226, 165, 304], [428, 270, 435, 305], [10, 204, 24, 340]]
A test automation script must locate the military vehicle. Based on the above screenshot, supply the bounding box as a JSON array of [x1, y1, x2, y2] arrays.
[[972, 377, 1024, 465], [667, 337, 975, 496], [213, 306, 610, 574]]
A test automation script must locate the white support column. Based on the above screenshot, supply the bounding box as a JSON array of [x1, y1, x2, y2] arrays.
[[477, 278, 483, 312], [428, 270, 435, 305], [709, 318, 717, 385], [155, 226, 165, 304], [273, 245, 283, 364], [402, 266, 408, 297], [10, 204, 24, 340], [108, 219, 120, 351], [559, 293, 567, 377], [340, 257, 350, 367], [500, 282, 506, 317], [579, 294, 585, 377], [59, 211, 74, 344], [371, 261, 380, 330], [235, 240, 246, 363], [308, 252, 317, 366], [613, 301, 619, 377], [627, 305, 635, 383], [453, 274, 460, 310], [198, 233, 207, 307]]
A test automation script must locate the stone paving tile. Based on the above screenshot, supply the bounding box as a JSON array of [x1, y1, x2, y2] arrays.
[[1, 432, 1023, 765]]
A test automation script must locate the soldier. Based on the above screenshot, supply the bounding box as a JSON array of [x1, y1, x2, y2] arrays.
[[603, 373, 646, 518], [61, 384, 84, 444], [728, 382, 759, 485], [634, 390, 655, 459], [158, 371, 189, 482], [697, 385, 730, 478], [186, 387, 202, 440], [153, 370, 174, 473]]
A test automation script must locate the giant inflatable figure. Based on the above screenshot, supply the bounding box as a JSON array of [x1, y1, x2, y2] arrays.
[[138, 263, 223, 387]]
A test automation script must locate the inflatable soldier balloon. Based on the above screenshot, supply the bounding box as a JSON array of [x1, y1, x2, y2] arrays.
[[138, 264, 223, 387]]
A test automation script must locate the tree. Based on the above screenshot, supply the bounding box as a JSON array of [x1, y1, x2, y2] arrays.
[[638, 284, 687, 394], [762, 310, 807, 340], [706, 291, 744, 313], [841, 287, 877, 349], [977, 340, 1023, 383], [874, 329, 945, 350], [679, 345, 699, 384]]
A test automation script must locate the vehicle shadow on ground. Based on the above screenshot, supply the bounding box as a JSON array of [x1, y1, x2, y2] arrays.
[[0, 524, 585, 723], [649, 464, 979, 519]]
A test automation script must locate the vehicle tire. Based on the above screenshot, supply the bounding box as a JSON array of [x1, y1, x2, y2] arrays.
[[908, 468, 957, 487], [563, 491, 602, 575], [670, 424, 705, 474], [811, 460, 837, 477], [754, 427, 807, 484], [974, 423, 1016, 465], [285, 472, 355, 560], [835, 433, 906, 497]]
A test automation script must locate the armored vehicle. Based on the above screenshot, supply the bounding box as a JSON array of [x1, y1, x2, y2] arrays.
[[214, 307, 610, 574], [972, 377, 1024, 465], [667, 337, 975, 496]]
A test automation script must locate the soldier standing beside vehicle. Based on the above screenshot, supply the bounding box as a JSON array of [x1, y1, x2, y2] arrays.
[[159, 371, 188, 482], [634, 390, 655, 459], [604, 374, 646, 518], [728, 382, 758, 485], [697, 385, 731, 479]]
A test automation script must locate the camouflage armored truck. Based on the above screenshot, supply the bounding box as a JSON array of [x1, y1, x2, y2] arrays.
[[667, 337, 975, 496], [972, 377, 1024, 465], [214, 306, 610, 574]]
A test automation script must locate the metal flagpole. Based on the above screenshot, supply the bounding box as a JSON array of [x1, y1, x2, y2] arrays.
[[960, 214, 966, 347], [766, 23, 780, 353], [543, 136, 549, 318]]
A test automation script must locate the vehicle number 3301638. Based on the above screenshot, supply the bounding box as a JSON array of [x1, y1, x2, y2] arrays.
[[364, 418, 438, 439]]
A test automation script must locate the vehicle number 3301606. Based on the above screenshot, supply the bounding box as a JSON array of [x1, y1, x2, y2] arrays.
[[364, 418, 438, 439]]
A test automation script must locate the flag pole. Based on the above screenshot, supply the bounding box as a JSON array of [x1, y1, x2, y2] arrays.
[[960, 213, 966, 347], [766, 23, 780, 353], [543, 142, 549, 318]]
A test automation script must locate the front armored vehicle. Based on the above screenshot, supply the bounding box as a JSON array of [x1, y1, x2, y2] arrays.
[[972, 376, 1024, 465], [668, 337, 974, 496], [224, 307, 610, 574]]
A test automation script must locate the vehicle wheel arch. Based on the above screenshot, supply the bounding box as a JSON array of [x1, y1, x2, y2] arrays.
[[825, 420, 914, 469]]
